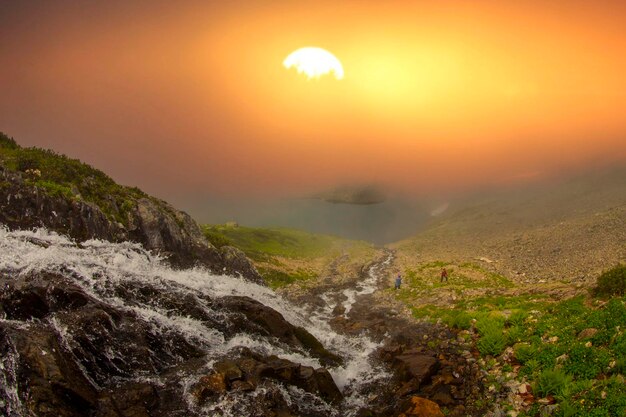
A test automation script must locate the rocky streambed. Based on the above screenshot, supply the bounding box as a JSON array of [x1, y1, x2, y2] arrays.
[[280, 250, 488, 417], [0, 227, 486, 417]]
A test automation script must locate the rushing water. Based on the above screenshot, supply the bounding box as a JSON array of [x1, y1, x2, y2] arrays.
[[0, 227, 390, 416]]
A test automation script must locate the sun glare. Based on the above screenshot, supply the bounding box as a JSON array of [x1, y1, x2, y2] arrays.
[[283, 47, 344, 80]]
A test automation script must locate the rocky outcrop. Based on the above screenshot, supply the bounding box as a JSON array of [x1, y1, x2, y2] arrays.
[[393, 353, 440, 390], [192, 353, 343, 408], [0, 270, 340, 417], [398, 396, 445, 417], [218, 296, 343, 367], [0, 165, 263, 283]]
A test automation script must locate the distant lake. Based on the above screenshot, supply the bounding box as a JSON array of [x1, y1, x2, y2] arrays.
[[189, 197, 434, 245]]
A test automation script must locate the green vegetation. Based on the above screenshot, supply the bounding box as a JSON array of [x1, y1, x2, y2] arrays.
[[0, 131, 147, 224], [392, 259, 626, 416], [257, 267, 317, 289], [202, 223, 377, 290], [534, 369, 572, 398], [202, 224, 340, 262], [594, 264, 626, 297], [475, 315, 507, 356]]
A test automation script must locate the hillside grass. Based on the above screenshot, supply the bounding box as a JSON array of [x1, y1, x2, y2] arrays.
[[0, 132, 146, 225], [391, 258, 626, 417], [203, 224, 340, 261], [202, 224, 377, 289]]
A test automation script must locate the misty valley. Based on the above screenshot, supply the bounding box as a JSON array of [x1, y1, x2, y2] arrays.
[[2, 2, 626, 416], [1, 133, 625, 417]]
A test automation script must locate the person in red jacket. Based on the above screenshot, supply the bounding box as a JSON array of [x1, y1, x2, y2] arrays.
[[440, 268, 449, 283]]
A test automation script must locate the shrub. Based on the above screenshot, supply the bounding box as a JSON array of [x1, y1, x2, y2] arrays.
[[564, 343, 611, 379], [515, 343, 537, 364], [202, 227, 233, 248], [0, 132, 18, 149], [534, 368, 572, 398], [476, 316, 506, 356], [558, 400, 579, 417], [603, 298, 626, 329], [507, 325, 525, 344], [476, 315, 505, 335], [594, 265, 626, 297], [507, 310, 528, 327], [444, 310, 472, 330]]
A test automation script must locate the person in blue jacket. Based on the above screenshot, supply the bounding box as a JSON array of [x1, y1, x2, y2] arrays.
[[394, 274, 402, 290]]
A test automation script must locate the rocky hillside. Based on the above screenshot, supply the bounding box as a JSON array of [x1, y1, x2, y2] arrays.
[[394, 167, 626, 284], [0, 132, 260, 282]]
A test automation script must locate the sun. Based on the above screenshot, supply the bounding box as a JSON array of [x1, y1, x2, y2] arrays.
[[283, 47, 344, 80]]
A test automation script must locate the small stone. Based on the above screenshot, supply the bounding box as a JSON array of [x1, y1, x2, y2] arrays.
[[230, 380, 255, 392], [577, 328, 598, 340]]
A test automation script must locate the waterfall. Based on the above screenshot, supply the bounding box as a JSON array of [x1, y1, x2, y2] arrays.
[[0, 227, 390, 416]]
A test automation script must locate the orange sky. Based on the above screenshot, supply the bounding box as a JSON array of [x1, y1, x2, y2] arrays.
[[1, 0, 625, 201]]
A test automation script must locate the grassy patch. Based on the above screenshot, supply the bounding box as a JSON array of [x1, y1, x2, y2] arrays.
[[0, 132, 147, 225], [202, 224, 341, 261], [258, 267, 317, 290], [202, 224, 378, 290], [393, 256, 626, 416], [594, 264, 626, 297]]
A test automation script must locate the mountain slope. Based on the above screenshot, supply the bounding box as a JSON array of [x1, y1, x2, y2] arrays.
[[0, 132, 260, 281], [394, 167, 626, 284]]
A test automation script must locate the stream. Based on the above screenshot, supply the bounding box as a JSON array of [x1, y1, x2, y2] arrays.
[[0, 227, 402, 416]]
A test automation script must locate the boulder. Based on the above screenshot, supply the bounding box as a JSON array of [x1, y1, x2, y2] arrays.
[[192, 354, 343, 406], [393, 354, 440, 386], [219, 245, 264, 285], [0, 322, 98, 417], [220, 296, 342, 367], [399, 396, 445, 417]]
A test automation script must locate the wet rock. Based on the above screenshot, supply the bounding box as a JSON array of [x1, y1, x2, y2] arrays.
[[293, 326, 343, 367], [220, 296, 342, 367], [193, 373, 228, 405], [96, 382, 158, 417], [0, 322, 98, 417], [310, 368, 343, 404], [193, 354, 343, 406], [214, 359, 243, 384], [231, 380, 256, 392], [220, 245, 264, 285], [0, 272, 90, 320]]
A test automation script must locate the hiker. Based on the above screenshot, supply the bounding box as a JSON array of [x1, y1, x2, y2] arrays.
[[440, 268, 448, 283], [394, 274, 402, 290]]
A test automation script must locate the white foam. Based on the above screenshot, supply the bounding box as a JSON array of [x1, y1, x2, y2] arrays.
[[0, 226, 392, 416]]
